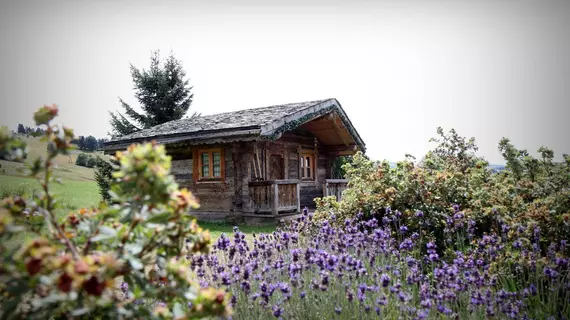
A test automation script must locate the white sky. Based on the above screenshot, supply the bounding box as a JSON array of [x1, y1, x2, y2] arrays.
[[1, 0, 569, 164]]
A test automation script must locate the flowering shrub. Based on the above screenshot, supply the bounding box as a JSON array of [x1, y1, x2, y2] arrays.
[[0, 105, 231, 319], [315, 128, 570, 254], [194, 209, 569, 319]]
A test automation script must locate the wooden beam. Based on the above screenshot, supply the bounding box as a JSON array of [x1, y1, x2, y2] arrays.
[[321, 144, 359, 154], [284, 148, 289, 179], [252, 144, 259, 179], [330, 112, 352, 146], [296, 182, 301, 213], [272, 183, 279, 216]]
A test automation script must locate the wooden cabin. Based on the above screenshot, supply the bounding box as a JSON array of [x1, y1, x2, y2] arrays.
[[104, 98, 365, 223]]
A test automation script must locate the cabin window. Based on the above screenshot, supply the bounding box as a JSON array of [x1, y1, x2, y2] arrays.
[[197, 149, 224, 181], [300, 153, 314, 180]]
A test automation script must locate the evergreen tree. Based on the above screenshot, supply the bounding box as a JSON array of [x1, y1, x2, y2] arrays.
[[85, 135, 98, 151], [97, 138, 108, 150], [99, 50, 196, 202], [77, 136, 86, 150], [17, 124, 26, 134], [108, 50, 196, 137], [94, 157, 118, 202]]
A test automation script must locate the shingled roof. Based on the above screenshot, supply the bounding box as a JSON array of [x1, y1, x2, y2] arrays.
[[104, 98, 365, 152]]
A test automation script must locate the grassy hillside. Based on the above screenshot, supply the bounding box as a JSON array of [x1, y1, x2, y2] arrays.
[[0, 135, 109, 181], [0, 135, 103, 247], [0, 135, 106, 213]]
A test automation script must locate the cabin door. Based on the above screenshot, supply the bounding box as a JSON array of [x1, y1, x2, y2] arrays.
[[269, 154, 284, 180]]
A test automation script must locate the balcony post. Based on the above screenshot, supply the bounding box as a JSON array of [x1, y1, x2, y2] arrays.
[[272, 182, 279, 216], [296, 182, 301, 213]]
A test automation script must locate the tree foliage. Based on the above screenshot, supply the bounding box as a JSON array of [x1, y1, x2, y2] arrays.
[[109, 50, 195, 137], [76, 153, 89, 167], [94, 157, 118, 202], [101, 50, 196, 204], [85, 136, 98, 151], [0, 105, 231, 319], [17, 124, 26, 135], [73, 135, 105, 152]]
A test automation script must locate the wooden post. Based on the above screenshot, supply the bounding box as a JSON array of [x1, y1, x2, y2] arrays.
[[296, 182, 301, 213], [272, 182, 279, 216], [284, 148, 289, 179], [264, 143, 270, 181], [252, 145, 259, 179]]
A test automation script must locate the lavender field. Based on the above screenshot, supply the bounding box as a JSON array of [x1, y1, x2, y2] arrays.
[[188, 208, 569, 319]]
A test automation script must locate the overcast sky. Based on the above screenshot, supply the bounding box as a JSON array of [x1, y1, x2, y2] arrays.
[[1, 0, 569, 164]]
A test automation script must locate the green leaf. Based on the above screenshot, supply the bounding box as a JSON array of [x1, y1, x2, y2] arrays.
[[131, 272, 147, 291], [125, 243, 143, 255], [91, 233, 115, 242], [120, 209, 133, 223], [173, 302, 185, 319], [71, 308, 91, 316], [98, 226, 117, 236], [129, 257, 143, 270], [184, 290, 197, 301], [146, 212, 171, 224], [0, 297, 21, 320]]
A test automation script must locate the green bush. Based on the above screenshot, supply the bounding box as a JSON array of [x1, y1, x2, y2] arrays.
[[0, 105, 231, 319], [75, 153, 89, 167], [76, 153, 97, 168], [315, 127, 570, 253], [85, 155, 97, 168]]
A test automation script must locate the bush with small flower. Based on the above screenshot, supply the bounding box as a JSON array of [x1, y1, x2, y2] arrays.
[[0, 105, 231, 319], [314, 128, 570, 254]]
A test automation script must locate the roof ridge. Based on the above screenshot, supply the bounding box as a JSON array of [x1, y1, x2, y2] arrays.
[[195, 98, 333, 119]]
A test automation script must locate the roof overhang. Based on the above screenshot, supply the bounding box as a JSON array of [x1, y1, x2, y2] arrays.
[[103, 127, 261, 154], [103, 98, 365, 154], [259, 99, 366, 152]]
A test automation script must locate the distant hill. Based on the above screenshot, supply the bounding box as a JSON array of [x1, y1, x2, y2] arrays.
[[0, 135, 110, 181]]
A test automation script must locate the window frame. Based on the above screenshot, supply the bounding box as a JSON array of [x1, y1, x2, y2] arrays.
[[299, 152, 315, 180], [194, 148, 224, 182]]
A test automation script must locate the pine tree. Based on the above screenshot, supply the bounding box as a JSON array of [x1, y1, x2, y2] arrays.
[[77, 136, 86, 150], [94, 157, 118, 202], [99, 50, 196, 202], [108, 50, 196, 137], [85, 135, 98, 151], [97, 138, 108, 151], [17, 124, 26, 134]]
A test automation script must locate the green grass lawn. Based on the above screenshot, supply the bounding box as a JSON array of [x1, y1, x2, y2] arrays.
[[0, 175, 101, 212], [199, 221, 276, 241]]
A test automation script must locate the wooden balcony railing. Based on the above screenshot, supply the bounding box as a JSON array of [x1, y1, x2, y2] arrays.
[[323, 179, 349, 201], [248, 179, 300, 215]]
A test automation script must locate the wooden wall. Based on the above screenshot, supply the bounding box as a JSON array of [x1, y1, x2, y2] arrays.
[[170, 144, 237, 220], [167, 128, 338, 220]]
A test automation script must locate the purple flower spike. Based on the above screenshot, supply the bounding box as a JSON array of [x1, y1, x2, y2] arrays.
[[272, 305, 283, 318], [381, 274, 391, 287]]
